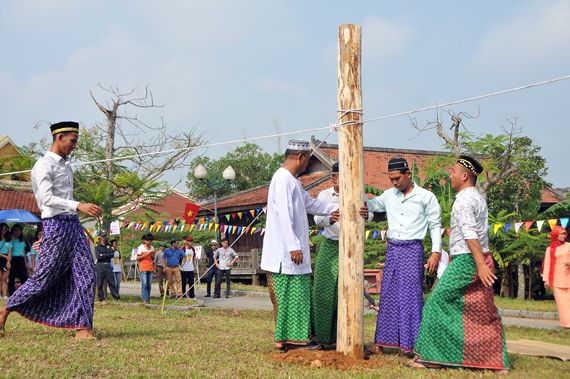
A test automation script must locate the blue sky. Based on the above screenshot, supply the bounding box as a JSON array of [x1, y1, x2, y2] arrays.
[[1, 1, 569, 188]]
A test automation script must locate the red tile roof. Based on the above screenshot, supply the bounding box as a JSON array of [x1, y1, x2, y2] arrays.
[[200, 172, 329, 214], [541, 186, 562, 204], [126, 191, 195, 219], [0, 190, 40, 215]]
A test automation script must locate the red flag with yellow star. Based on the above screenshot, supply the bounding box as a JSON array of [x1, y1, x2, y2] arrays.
[[183, 202, 200, 224]]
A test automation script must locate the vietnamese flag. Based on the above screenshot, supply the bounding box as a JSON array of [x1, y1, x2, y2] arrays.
[[183, 202, 200, 224]]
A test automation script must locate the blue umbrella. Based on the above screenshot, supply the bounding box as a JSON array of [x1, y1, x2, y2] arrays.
[[0, 209, 41, 223]]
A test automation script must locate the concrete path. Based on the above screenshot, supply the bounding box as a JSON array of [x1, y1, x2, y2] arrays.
[[118, 282, 563, 330], [502, 316, 562, 330]]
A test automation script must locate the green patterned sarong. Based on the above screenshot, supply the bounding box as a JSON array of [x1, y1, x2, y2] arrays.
[[273, 273, 311, 345], [312, 238, 339, 345], [415, 254, 509, 370]]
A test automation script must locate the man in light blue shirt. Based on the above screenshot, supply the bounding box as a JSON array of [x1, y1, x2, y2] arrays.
[[365, 157, 442, 355]]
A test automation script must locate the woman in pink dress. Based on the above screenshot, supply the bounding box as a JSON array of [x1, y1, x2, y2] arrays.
[[543, 226, 570, 328]]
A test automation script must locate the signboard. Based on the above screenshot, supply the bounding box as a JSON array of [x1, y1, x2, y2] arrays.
[[110, 220, 121, 236]]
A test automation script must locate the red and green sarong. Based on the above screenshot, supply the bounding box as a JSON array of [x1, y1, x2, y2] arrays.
[[273, 273, 312, 345], [414, 253, 509, 370], [312, 238, 339, 345]]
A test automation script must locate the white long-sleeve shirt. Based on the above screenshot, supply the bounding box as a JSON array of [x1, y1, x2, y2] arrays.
[[449, 187, 489, 256], [31, 151, 79, 219], [314, 187, 372, 241], [261, 168, 337, 275], [367, 183, 441, 252]]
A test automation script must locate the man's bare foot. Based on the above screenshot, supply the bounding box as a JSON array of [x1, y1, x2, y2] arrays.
[[497, 369, 509, 375], [0, 306, 10, 337], [371, 345, 384, 355], [75, 329, 97, 340]]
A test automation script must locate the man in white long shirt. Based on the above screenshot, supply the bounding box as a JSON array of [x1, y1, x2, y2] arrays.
[[364, 157, 442, 355], [0, 121, 102, 340], [261, 139, 338, 351]]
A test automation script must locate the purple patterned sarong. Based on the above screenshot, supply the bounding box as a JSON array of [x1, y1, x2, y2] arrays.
[[374, 239, 424, 352], [7, 214, 95, 330]]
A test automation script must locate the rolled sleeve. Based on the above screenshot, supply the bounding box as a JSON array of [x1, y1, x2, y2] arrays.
[[367, 193, 386, 213], [458, 202, 479, 240]]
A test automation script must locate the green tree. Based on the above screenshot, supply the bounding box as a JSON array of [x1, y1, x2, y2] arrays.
[[462, 134, 548, 219], [186, 143, 283, 201]]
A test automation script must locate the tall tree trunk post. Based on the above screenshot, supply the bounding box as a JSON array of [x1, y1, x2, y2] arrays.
[[517, 264, 526, 300], [336, 24, 364, 359]]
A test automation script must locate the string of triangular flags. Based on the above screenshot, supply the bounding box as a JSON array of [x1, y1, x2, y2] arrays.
[[103, 212, 569, 241], [116, 208, 267, 236], [490, 217, 568, 235]]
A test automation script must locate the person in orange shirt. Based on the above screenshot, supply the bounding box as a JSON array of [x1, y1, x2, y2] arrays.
[[136, 233, 155, 304], [543, 226, 570, 328]]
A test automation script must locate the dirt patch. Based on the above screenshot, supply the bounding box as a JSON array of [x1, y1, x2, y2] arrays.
[[271, 349, 402, 371]]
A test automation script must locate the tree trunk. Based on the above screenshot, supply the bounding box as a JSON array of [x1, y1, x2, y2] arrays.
[[517, 264, 525, 300], [102, 108, 118, 231], [500, 266, 509, 297], [336, 23, 364, 360]]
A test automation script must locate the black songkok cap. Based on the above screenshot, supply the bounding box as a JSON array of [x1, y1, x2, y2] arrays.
[[331, 162, 339, 173], [457, 155, 483, 176], [388, 157, 409, 172], [50, 121, 79, 136]]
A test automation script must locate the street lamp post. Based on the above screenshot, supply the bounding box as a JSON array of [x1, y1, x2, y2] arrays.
[[193, 164, 236, 241]]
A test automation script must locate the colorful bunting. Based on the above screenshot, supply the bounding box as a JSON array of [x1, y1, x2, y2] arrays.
[[548, 219, 558, 230], [524, 221, 534, 232], [493, 223, 503, 234], [536, 220, 545, 232], [561, 218, 569, 228], [514, 222, 524, 234]]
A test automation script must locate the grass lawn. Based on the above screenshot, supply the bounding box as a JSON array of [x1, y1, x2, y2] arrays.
[[493, 297, 558, 313], [0, 301, 568, 378]]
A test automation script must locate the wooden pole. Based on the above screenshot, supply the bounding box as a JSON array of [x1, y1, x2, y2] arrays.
[[336, 24, 364, 359]]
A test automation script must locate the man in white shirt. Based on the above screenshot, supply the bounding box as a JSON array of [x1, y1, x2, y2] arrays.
[[312, 162, 369, 347], [180, 236, 196, 298], [213, 238, 238, 298], [0, 121, 102, 340], [411, 155, 509, 372], [261, 139, 338, 351], [364, 157, 442, 355]]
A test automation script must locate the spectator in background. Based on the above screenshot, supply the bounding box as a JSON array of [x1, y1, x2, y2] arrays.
[[8, 224, 31, 296], [204, 240, 218, 297], [154, 242, 168, 298], [137, 233, 155, 304], [28, 229, 43, 275], [162, 240, 184, 298], [95, 232, 120, 302], [110, 239, 122, 293], [0, 223, 11, 300], [543, 226, 570, 329], [180, 236, 196, 298], [214, 238, 238, 299]]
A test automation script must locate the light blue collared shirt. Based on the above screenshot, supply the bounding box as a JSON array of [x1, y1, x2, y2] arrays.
[[367, 183, 442, 252]]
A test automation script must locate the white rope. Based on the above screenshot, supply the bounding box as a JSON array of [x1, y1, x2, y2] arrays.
[[329, 109, 363, 132], [3, 74, 569, 177]]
